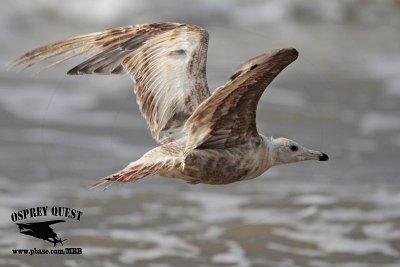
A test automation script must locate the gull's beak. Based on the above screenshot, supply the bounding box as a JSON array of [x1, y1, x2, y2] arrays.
[[304, 149, 329, 161], [319, 152, 329, 161]]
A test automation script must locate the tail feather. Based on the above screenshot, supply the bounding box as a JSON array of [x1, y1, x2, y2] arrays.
[[91, 159, 172, 191]]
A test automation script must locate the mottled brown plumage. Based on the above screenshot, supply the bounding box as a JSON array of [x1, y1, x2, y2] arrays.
[[13, 22, 328, 189]]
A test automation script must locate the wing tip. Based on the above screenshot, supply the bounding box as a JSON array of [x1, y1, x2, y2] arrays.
[[285, 47, 299, 59], [272, 47, 299, 61], [66, 68, 77, 75], [67, 66, 85, 75]]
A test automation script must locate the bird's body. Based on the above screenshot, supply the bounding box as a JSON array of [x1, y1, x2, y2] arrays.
[[132, 134, 269, 185], [13, 22, 328, 189]]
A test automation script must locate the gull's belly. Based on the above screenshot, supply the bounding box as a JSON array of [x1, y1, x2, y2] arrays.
[[179, 144, 269, 185]]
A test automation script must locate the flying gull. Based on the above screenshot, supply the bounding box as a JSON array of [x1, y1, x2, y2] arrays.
[[13, 22, 328, 189]]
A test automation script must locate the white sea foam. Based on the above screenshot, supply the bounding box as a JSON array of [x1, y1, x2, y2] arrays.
[[79, 246, 117, 256], [114, 230, 199, 264], [363, 223, 400, 241], [181, 192, 250, 223], [275, 228, 398, 256], [118, 247, 195, 265], [109, 229, 199, 254], [297, 205, 319, 219], [320, 207, 400, 222], [199, 226, 225, 240], [107, 213, 154, 226], [309, 260, 400, 267], [267, 242, 325, 257], [70, 228, 200, 263], [293, 194, 336, 205], [0, 259, 32, 267], [212, 240, 250, 267]]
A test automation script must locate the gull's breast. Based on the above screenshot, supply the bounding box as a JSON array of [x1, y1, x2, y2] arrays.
[[181, 142, 270, 185]]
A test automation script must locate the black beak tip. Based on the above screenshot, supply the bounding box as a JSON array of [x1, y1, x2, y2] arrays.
[[319, 153, 329, 161]]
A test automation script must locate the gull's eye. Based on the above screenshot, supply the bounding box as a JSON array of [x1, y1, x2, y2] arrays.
[[289, 145, 298, 152]]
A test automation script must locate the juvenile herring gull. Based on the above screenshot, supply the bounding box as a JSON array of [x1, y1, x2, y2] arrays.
[[13, 22, 329, 188]]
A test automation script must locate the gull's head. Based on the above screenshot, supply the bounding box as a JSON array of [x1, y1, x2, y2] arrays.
[[270, 137, 329, 166]]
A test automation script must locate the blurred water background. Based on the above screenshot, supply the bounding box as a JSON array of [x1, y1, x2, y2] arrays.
[[1, 0, 400, 266]]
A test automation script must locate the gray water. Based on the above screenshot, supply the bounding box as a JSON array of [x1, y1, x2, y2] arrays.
[[1, 1, 400, 266]]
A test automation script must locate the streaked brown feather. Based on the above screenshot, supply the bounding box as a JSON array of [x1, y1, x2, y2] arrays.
[[184, 48, 299, 150], [67, 34, 150, 75], [13, 26, 138, 70], [12, 23, 322, 187], [12, 22, 210, 143], [122, 24, 210, 141]]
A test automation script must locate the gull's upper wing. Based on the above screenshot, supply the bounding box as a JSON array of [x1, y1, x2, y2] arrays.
[[13, 22, 210, 143], [122, 25, 210, 142], [184, 48, 298, 150]]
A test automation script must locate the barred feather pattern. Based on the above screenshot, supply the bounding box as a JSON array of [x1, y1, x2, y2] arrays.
[[12, 22, 210, 143], [123, 25, 210, 141], [91, 159, 174, 190], [13, 25, 140, 71], [12, 23, 308, 188], [184, 48, 299, 151]]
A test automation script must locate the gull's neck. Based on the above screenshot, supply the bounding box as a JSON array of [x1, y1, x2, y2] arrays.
[[260, 134, 277, 168]]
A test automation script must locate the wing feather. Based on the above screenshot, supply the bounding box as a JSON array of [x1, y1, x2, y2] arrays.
[[12, 22, 210, 143], [13, 26, 140, 71], [184, 48, 299, 150], [123, 25, 210, 141]]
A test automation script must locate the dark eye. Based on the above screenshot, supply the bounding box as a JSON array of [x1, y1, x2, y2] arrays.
[[290, 145, 298, 152], [250, 64, 258, 70]]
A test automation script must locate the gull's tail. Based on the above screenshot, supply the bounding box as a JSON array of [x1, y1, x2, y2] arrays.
[[91, 156, 174, 191]]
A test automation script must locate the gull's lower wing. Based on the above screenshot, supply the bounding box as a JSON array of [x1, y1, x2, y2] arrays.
[[184, 48, 298, 150], [12, 22, 210, 143]]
